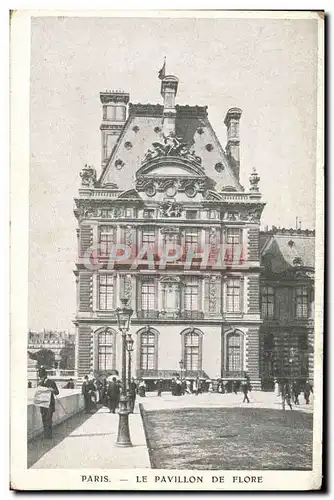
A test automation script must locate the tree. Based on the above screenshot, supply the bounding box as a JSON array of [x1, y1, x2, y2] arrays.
[[31, 349, 55, 369], [59, 343, 75, 369]]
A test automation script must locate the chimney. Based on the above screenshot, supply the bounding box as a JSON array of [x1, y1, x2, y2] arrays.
[[100, 90, 130, 167], [224, 107, 242, 180], [160, 75, 179, 136]]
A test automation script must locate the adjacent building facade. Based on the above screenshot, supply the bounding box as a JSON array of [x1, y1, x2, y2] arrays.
[[74, 73, 265, 388], [259, 227, 315, 390]]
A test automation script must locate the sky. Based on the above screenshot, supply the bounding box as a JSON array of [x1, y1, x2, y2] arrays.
[[29, 15, 319, 332]]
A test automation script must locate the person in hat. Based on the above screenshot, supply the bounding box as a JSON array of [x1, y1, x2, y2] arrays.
[[38, 373, 59, 439], [107, 377, 120, 414], [156, 379, 163, 397]]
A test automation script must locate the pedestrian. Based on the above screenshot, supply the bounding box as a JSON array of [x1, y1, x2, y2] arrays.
[[232, 380, 238, 394], [292, 381, 300, 405], [175, 376, 182, 396], [107, 377, 120, 413], [274, 378, 280, 397], [36, 373, 59, 439], [28, 381, 32, 388], [185, 379, 191, 394], [38, 365, 47, 381], [156, 379, 163, 397], [303, 380, 313, 404], [284, 382, 293, 410], [63, 378, 74, 389], [138, 379, 146, 397], [242, 379, 250, 403], [81, 375, 96, 413], [129, 378, 137, 412]]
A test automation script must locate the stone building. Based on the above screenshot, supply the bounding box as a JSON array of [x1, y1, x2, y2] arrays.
[[74, 73, 265, 388], [259, 227, 315, 390]]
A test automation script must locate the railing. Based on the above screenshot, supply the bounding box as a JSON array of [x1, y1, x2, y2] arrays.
[[137, 369, 208, 379], [136, 310, 205, 320], [46, 369, 76, 377]]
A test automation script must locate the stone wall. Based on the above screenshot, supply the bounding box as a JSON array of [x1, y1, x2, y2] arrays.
[[27, 389, 84, 441]]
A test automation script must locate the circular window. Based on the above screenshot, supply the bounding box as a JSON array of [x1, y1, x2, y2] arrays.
[[165, 185, 177, 198], [185, 186, 197, 198], [145, 184, 156, 197]]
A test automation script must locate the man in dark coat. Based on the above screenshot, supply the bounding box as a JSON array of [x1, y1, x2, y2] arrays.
[[82, 376, 96, 413], [107, 377, 120, 413], [63, 378, 74, 389], [242, 380, 250, 403], [129, 378, 137, 413], [304, 380, 313, 404], [38, 374, 59, 438], [156, 379, 163, 397], [292, 381, 300, 405]]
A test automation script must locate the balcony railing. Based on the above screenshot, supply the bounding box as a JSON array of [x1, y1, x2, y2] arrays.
[[136, 310, 205, 320], [137, 369, 208, 379]]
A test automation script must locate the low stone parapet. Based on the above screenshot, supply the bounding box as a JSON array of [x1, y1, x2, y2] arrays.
[[27, 389, 84, 441]]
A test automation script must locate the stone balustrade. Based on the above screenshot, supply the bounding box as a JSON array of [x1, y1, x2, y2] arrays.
[[27, 389, 84, 441]]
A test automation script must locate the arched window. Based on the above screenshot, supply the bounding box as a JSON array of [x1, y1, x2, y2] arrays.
[[137, 327, 159, 372], [226, 331, 243, 373], [181, 328, 203, 373], [97, 328, 116, 372]]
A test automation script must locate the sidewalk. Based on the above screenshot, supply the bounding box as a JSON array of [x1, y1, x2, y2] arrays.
[[29, 404, 151, 469]]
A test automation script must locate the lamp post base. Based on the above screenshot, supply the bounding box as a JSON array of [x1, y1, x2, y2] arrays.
[[116, 395, 132, 447]]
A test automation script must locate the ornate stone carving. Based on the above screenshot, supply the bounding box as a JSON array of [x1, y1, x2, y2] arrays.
[[249, 168, 260, 191], [197, 127, 204, 135], [136, 176, 206, 198], [124, 274, 132, 301], [154, 126, 162, 133], [124, 141, 132, 150], [132, 125, 140, 133], [159, 200, 183, 218], [205, 143, 214, 152], [115, 159, 125, 170], [209, 227, 217, 246], [125, 226, 133, 246], [209, 276, 217, 312], [80, 164, 97, 187], [142, 134, 202, 165], [83, 207, 123, 219], [215, 162, 224, 172]]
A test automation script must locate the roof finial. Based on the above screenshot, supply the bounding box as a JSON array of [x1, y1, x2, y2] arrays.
[[158, 57, 166, 80]]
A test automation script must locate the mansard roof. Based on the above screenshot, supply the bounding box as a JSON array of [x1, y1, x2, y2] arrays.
[[98, 103, 244, 193], [260, 228, 315, 273]]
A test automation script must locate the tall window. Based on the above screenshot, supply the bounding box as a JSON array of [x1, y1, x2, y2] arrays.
[[184, 331, 200, 371], [98, 329, 114, 371], [261, 286, 275, 318], [140, 330, 156, 370], [99, 226, 115, 256], [227, 333, 242, 372], [141, 281, 155, 311], [99, 275, 114, 310], [226, 228, 242, 248], [184, 228, 199, 253], [296, 286, 308, 318], [142, 227, 155, 246], [184, 278, 199, 311], [226, 279, 241, 312]]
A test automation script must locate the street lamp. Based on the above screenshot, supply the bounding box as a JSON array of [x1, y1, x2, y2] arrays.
[[115, 298, 133, 447]]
